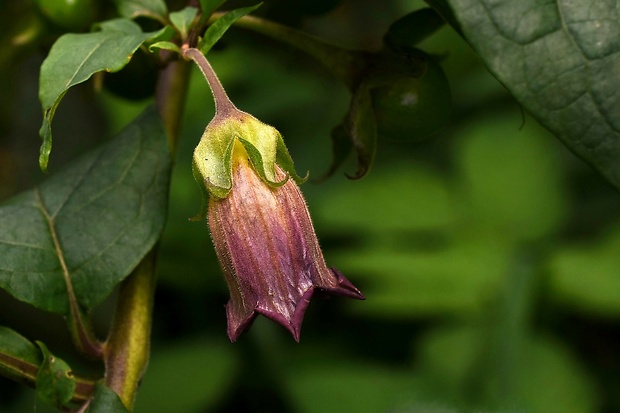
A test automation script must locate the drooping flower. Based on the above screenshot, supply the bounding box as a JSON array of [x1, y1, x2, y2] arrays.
[[208, 142, 364, 341], [183, 47, 364, 342]]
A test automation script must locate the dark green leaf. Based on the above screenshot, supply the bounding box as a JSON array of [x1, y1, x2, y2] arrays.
[[199, 0, 227, 23], [0, 106, 171, 315], [0, 326, 42, 386], [35, 341, 76, 408], [198, 3, 262, 55], [114, 0, 168, 21], [133, 338, 238, 413], [85, 382, 130, 413], [38, 18, 165, 171], [455, 111, 568, 241], [444, 0, 620, 190], [169, 6, 198, 41], [548, 223, 620, 317], [383, 8, 445, 54], [418, 326, 599, 413], [344, 83, 377, 179], [286, 353, 421, 413]]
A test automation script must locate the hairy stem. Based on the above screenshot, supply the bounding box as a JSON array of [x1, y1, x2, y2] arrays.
[[210, 13, 369, 90], [181, 46, 237, 116]]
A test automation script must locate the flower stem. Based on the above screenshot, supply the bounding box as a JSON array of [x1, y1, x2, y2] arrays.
[[209, 13, 369, 90], [181, 46, 237, 117]]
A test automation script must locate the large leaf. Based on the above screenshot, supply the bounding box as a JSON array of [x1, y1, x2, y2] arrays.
[[443, 0, 620, 190], [38, 18, 165, 171], [0, 107, 171, 315]]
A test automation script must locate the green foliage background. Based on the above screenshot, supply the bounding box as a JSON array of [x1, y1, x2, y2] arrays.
[[1, 0, 619, 412]]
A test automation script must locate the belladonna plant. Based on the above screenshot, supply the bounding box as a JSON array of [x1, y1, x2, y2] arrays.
[[183, 46, 364, 342]]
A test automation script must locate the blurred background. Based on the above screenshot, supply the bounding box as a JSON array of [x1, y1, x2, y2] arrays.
[[1, 0, 619, 412]]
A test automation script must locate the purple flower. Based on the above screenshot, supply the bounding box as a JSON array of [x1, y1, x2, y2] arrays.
[[208, 151, 364, 342]]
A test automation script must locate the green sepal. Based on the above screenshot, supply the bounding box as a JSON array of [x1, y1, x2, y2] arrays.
[[234, 112, 306, 186], [35, 341, 76, 408], [276, 131, 308, 184], [238, 137, 288, 188], [192, 121, 235, 203], [192, 108, 308, 207]]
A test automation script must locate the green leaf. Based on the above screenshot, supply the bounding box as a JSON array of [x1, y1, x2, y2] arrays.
[[315, 164, 455, 235], [0, 326, 42, 386], [455, 111, 568, 242], [334, 235, 509, 317], [548, 222, 620, 317], [35, 341, 76, 408], [198, 3, 262, 55], [169, 6, 198, 41], [133, 338, 238, 413], [149, 40, 181, 54], [38, 18, 165, 171], [444, 0, 620, 190], [418, 326, 599, 413], [114, 0, 168, 22], [383, 8, 445, 54], [0, 106, 171, 315], [285, 353, 422, 413], [85, 382, 130, 413], [198, 0, 227, 23]]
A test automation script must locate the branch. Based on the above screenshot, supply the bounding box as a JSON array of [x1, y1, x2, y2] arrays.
[[209, 13, 369, 90]]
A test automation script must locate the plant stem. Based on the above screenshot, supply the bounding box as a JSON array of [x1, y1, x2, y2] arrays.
[[102, 53, 191, 410], [181, 46, 237, 117], [155, 55, 191, 157], [0, 351, 95, 404], [210, 13, 369, 90], [103, 250, 157, 410]]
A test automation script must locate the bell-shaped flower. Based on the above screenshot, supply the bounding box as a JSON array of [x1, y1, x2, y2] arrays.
[[184, 47, 364, 341], [208, 143, 364, 341]]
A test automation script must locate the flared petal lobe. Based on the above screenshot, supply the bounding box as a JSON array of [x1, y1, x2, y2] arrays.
[[208, 156, 363, 342]]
